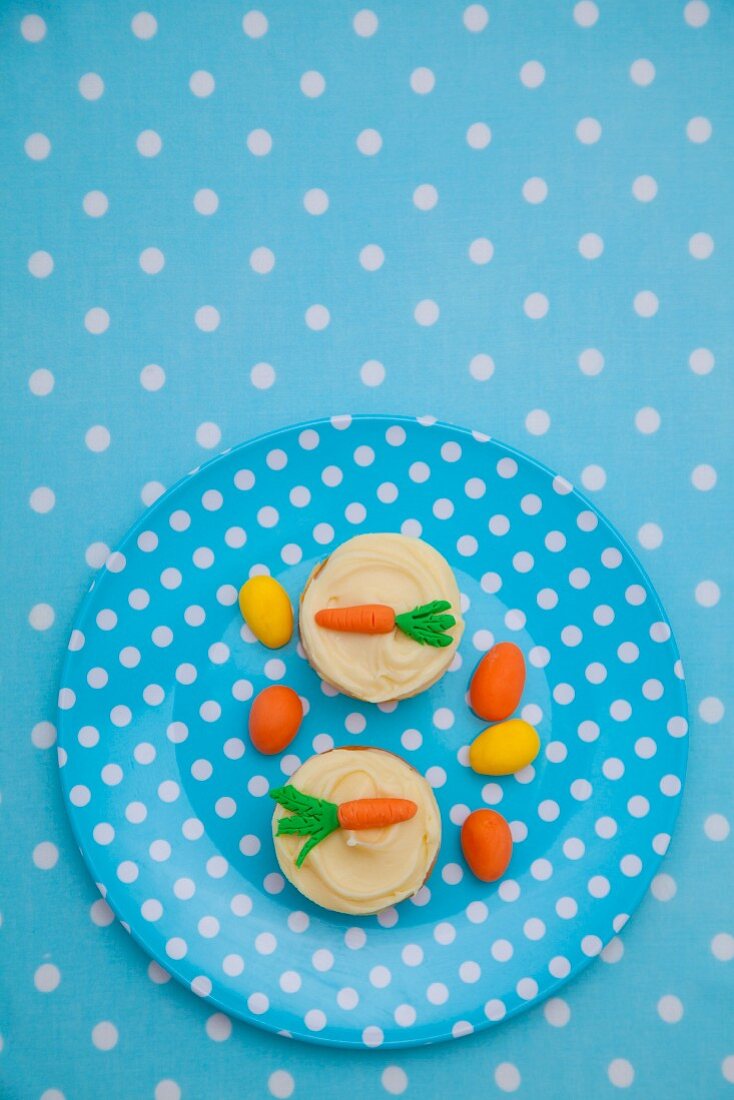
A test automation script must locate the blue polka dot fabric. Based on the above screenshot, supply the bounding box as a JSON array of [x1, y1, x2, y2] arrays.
[[2, 2, 731, 1099]]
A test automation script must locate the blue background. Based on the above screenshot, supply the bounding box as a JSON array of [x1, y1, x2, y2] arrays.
[[1, 1, 732, 1098]]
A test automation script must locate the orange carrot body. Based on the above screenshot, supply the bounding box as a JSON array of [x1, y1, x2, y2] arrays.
[[315, 604, 396, 634], [337, 797, 417, 830]]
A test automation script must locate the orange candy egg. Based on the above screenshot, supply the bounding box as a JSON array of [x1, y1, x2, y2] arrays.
[[461, 809, 513, 882], [248, 685, 303, 755], [469, 641, 526, 722]]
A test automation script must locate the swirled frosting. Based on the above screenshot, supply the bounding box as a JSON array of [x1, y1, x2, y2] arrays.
[[272, 748, 441, 915], [300, 533, 464, 703]]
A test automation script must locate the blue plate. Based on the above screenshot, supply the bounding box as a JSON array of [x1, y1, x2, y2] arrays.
[[56, 416, 688, 1049]]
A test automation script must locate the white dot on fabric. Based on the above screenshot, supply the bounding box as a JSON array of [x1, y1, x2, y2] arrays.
[[205, 1012, 232, 1041], [190, 71, 215, 97], [268, 1070, 295, 1099], [195, 306, 220, 331], [574, 1, 599, 26], [469, 238, 493, 264], [578, 232, 604, 259], [360, 359, 385, 387], [250, 362, 275, 389], [360, 244, 385, 271], [635, 406, 661, 434], [357, 129, 382, 155], [155, 1083, 181, 1100], [381, 1066, 408, 1095], [33, 842, 59, 869], [354, 9, 378, 36], [305, 304, 330, 330], [25, 133, 51, 160], [28, 250, 54, 277], [140, 364, 166, 391], [79, 73, 104, 100], [578, 348, 604, 375], [29, 368, 55, 395], [466, 122, 492, 149], [300, 70, 325, 97], [689, 232, 714, 259], [704, 813, 730, 841], [414, 299, 439, 326], [29, 603, 55, 630], [131, 12, 157, 39], [630, 58, 655, 85], [524, 292, 549, 319], [581, 464, 606, 491], [196, 422, 221, 449], [463, 4, 489, 31], [91, 1021, 118, 1050], [304, 188, 329, 215], [523, 177, 548, 203], [691, 464, 717, 491], [711, 933, 734, 961], [634, 290, 659, 317], [544, 997, 571, 1026], [525, 409, 550, 435], [84, 309, 110, 335], [638, 522, 663, 550], [247, 129, 272, 156], [139, 247, 164, 274], [695, 580, 720, 607], [687, 116, 712, 143], [194, 188, 219, 215], [699, 697, 724, 723], [410, 67, 435, 94], [414, 183, 438, 210], [520, 60, 545, 87], [242, 10, 268, 37], [632, 175, 658, 201], [250, 246, 275, 274], [136, 130, 162, 157], [657, 994, 684, 1023], [30, 486, 55, 513], [469, 354, 494, 380], [494, 1062, 521, 1092], [576, 117, 601, 143], [607, 1059, 635, 1088], [21, 14, 47, 41], [684, 1, 710, 27]]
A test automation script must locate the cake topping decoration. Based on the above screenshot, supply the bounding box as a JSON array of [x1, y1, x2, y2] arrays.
[[270, 784, 418, 866], [315, 599, 456, 647]]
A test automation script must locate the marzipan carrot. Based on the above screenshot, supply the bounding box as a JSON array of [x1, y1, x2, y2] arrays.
[[315, 604, 395, 634], [314, 599, 456, 647], [270, 784, 417, 866], [337, 797, 417, 830]]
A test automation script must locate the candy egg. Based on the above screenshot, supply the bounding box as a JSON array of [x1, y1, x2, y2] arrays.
[[469, 641, 526, 721], [461, 809, 513, 882], [239, 575, 293, 649], [468, 718, 540, 776], [249, 685, 303, 755]]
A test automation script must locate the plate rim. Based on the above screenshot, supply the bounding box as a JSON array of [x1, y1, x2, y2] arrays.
[[56, 413, 689, 1049]]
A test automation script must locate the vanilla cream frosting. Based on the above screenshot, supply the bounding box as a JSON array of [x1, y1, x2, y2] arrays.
[[299, 533, 464, 703], [272, 748, 441, 915]]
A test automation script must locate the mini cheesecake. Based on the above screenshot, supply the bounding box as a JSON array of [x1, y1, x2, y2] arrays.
[[271, 747, 441, 916], [299, 532, 464, 703]]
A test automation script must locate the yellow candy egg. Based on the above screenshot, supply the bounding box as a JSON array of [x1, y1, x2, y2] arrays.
[[468, 718, 540, 776], [238, 576, 293, 649]]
